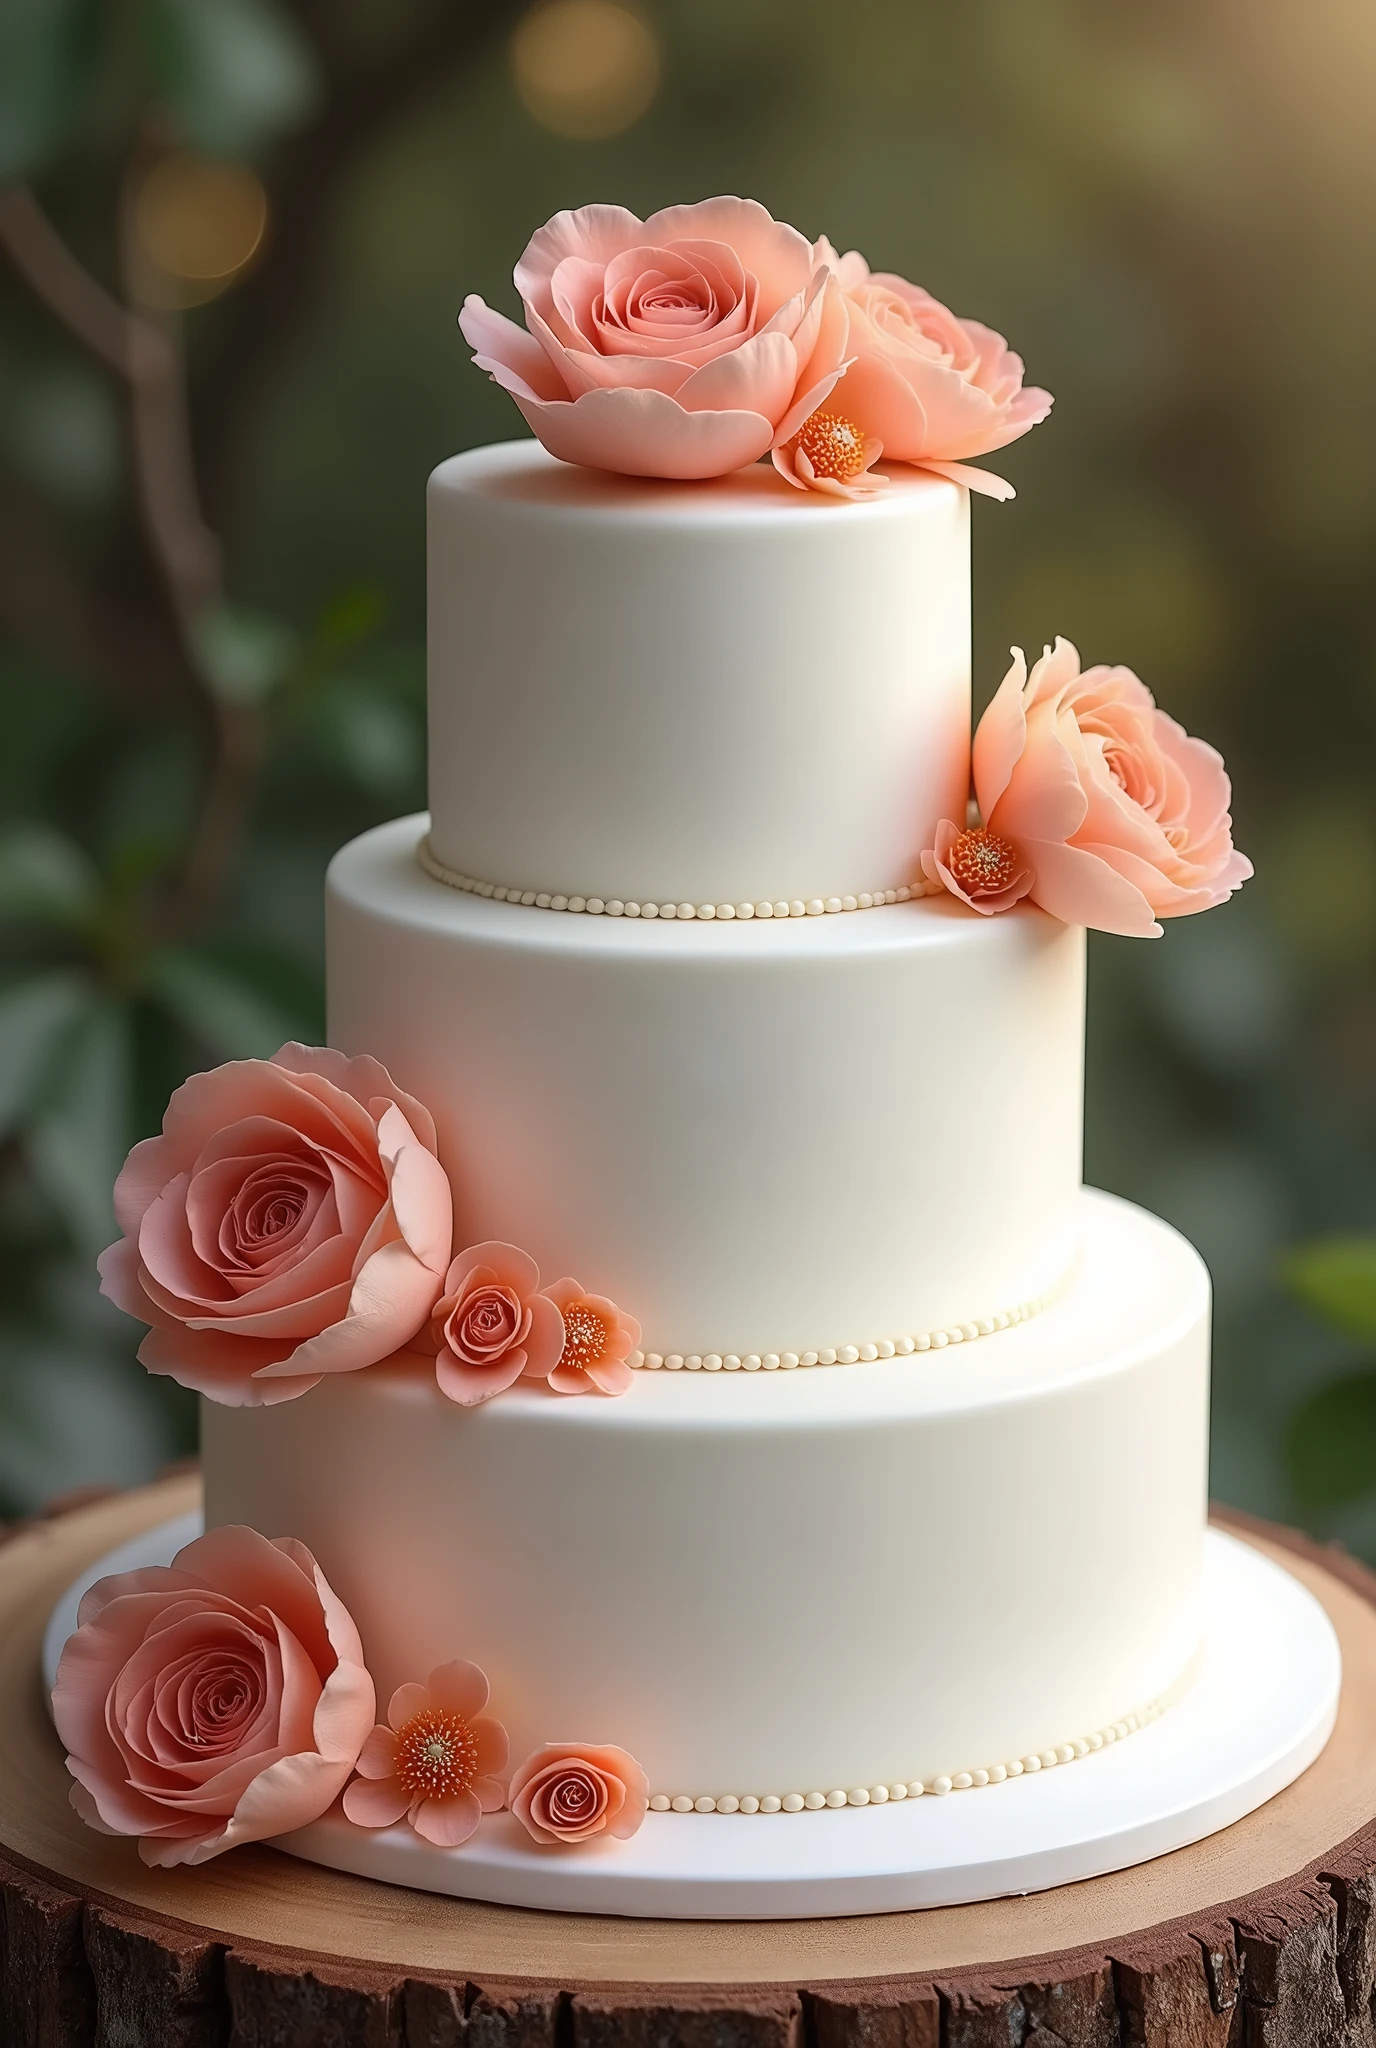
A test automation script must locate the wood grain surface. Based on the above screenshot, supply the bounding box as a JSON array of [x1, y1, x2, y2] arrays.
[[2, 1476, 1374, 2046]]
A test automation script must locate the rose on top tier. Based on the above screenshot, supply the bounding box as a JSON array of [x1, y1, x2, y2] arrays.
[[98, 1044, 453, 1405], [784, 240, 1052, 501], [458, 198, 849, 481], [922, 638, 1252, 937]]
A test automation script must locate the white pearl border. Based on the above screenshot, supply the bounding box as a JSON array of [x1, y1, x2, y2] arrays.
[[647, 1694, 1171, 1815], [627, 1278, 1060, 1375], [418, 836, 941, 920]]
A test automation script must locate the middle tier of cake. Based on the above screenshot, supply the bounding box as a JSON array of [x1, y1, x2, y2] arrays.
[[328, 816, 1087, 1360]]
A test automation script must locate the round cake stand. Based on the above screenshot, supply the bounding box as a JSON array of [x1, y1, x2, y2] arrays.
[[4, 1476, 1375, 2048], [37, 1514, 1340, 1922]]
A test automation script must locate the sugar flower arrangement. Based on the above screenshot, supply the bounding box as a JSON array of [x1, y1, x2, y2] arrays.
[[53, 1528, 647, 1865], [920, 640, 1252, 938], [98, 1043, 639, 1411], [459, 197, 1051, 500]]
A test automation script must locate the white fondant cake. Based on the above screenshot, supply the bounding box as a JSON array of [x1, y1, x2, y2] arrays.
[[200, 438, 1216, 1812], [56, 205, 1284, 1910]]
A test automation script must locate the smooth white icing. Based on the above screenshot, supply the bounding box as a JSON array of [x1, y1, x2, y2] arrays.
[[425, 444, 970, 908], [327, 816, 1086, 1359], [202, 1189, 1209, 1798]]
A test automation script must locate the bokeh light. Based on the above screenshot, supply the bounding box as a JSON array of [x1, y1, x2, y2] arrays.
[[511, 0, 661, 140], [134, 154, 268, 307]]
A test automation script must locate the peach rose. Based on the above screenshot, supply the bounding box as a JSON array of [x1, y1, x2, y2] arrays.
[[540, 1278, 640, 1396], [51, 1525, 374, 1867], [459, 198, 849, 481], [922, 638, 1252, 937], [98, 1044, 453, 1405], [803, 240, 1052, 500], [429, 1241, 566, 1406], [343, 1660, 508, 1848], [508, 1742, 649, 1847]]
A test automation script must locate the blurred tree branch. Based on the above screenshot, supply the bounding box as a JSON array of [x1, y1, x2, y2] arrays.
[[0, 179, 220, 642], [0, 0, 523, 963], [0, 170, 253, 946], [199, 0, 527, 515], [0, 478, 185, 709], [0, 188, 149, 378]]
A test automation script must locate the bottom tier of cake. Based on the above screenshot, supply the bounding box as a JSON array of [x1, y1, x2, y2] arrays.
[[201, 1190, 1209, 1803]]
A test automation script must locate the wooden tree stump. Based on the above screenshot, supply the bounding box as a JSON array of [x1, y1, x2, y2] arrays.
[[3, 1477, 1376, 2048]]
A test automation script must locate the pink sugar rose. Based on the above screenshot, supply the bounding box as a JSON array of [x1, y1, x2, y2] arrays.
[[459, 198, 849, 481], [343, 1660, 508, 1848], [429, 1241, 566, 1407], [97, 1044, 453, 1405], [922, 638, 1252, 937], [508, 1742, 649, 1848], [51, 1525, 374, 1866], [805, 240, 1052, 501], [541, 1277, 640, 1397]]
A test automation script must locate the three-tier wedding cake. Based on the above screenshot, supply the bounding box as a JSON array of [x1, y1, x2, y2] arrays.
[[55, 200, 1274, 1900]]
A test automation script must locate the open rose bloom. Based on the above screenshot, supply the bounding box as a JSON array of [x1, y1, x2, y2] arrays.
[[98, 1044, 452, 1405], [343, 1661, 508, 1847], [923, 638, 1252, 937], [809, 240, 1053, 500], [509, 1743, 649, 1847], [459, 198, 848, 481], [51, 1527, 374, 1866]]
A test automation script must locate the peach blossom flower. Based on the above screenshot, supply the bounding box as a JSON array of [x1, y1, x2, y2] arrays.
[[922, 638, 1252, 936], [51, 1526, 374, 1867], [924, 819, 1034, 917], [428, 1241, 566, 1407], [508, 1743, 649, 1847], [459, 198, 849, 481], [540, 1278, 640, 1396], [808, 240, 1052, 500], [773, 408, 888, 502], [97, 1044, 452, 1405], [342, 1661, 508, 1848]]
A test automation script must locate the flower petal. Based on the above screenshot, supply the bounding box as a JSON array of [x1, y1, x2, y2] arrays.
[[425, 1660, 490, 1721], [412, 1788, 483, 1847], [458, 295, 569, 403], [343, 1773, 412, 1828], [1026, 838, 1163, 938], [353, 1725, 399, 1778], [503, 385, 774, 480], [971, 648, 1029, 819]]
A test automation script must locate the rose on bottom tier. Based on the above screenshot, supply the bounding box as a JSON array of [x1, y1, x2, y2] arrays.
[[51, 1523, 650, 1863]]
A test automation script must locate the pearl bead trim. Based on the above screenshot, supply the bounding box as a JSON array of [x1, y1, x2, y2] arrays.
[[418, 835, 941, 920], [626, 1278, 1062, 1375], [647, 1693, 1172, 1816]]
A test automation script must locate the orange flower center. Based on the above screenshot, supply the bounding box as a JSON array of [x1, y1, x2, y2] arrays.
[[947, 826, 1021, 895], [560, 1301, 609, 1374], [392, 1708, 479, 1801], [792, 410, 868, 482]]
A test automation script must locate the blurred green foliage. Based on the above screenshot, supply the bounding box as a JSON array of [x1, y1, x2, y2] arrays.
[[3, 0, 1376, 1536], [1285, 1240, 1376, 1514]]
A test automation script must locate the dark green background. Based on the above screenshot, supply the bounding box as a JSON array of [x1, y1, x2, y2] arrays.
[[4, 0, 1376, 1540]]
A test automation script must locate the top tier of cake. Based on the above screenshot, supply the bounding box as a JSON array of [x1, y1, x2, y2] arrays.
[[426, 442, 970, 908]]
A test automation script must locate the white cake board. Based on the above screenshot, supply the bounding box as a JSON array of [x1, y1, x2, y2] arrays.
[[44, 1522, 1339, 1921]]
